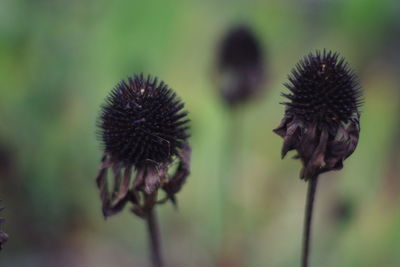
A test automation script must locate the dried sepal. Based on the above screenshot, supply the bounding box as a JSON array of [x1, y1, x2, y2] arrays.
[[274, 113, 360, 180], [162, 144, 191, 204], [96, 144, 191, 219], [96, 154, 133, 218]]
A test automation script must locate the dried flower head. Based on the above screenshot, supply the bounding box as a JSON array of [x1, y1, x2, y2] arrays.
[[216, 25, 265, 106], [274, 50, 362, 180], [99, 75, 189, 168], [0, 200, 8, 250], [96, 74, 191, 218]]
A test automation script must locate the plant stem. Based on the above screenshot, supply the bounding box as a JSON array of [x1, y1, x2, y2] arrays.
[[146, 208, 164, 267], [216, 108, 242, 263], [301, 176, 319, 267]]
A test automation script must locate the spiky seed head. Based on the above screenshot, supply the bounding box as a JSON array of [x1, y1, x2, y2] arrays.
[[216, 25, 265, 106], [283, 50, 362, 128], [99, 74, 189, 168], [274, 50, 362, 180]]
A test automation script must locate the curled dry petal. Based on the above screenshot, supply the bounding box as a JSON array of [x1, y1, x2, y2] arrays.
[[96, 155, 133, 218], [274, 115, 360, 180], [144, 166, 161, 195], [163, 144, 191, 204], [96, 144, 192, 218]]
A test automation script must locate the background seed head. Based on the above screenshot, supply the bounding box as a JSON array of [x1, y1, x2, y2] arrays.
[[216, 25, 265, 106], [219, 26, 262, 70], [99, 74, 189, 168]]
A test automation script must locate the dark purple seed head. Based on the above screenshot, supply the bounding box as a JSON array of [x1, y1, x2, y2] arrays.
[[99, 74, 189, 168], [282, 50, 362, 129]]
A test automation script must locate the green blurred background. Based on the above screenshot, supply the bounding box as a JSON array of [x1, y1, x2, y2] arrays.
[[0, 0, 399, 266]]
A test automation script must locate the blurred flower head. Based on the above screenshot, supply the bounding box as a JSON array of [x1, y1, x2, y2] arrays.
[[96, 74, 191, 218], [215, 25, 265, 107], [274, 50, 362, 180]]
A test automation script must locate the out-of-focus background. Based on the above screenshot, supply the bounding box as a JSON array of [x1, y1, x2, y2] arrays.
[[0, 0, 399, 266]]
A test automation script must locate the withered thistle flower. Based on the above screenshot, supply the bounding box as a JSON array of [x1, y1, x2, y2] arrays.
[[274, 50, 362, 180], [0, 200, 8, 250], [96, 74, 191, 267], [274, 50, 362, 267], [216, 25, 265, 107]]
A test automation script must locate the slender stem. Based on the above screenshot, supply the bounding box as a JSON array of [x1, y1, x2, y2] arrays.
[[146, 208, 164, 267], [301, 176, 319, 267], [215, 109, 242, 263], [218, 109, 241, 232]]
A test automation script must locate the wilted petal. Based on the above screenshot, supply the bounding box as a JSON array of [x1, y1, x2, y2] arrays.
[[303, 129, 329, 180], [144, 166, 161, 195], [297, 124, 318, 166], [163, 144, 191, 203], [273, 114, 291, 138], [281, 121, 301, 158], [110, 167, 132, 207], [343, 115, 360, 159], [103, 196, 130, 218], [325, 115, 360, 171], [96, 155, 111, 217], [133, 167, 146, 189]]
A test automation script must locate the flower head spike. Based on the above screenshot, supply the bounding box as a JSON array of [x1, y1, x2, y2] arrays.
[[96, 74, 191, 218], [215, 25, 266, 107], [274, 50, 362, 180]]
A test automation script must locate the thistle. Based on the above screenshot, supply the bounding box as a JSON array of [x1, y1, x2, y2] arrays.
[[216, 25, 265, 107], [96, 74, 191, 267], [273, 50, 362, 267], [0, 200, 8, 250]]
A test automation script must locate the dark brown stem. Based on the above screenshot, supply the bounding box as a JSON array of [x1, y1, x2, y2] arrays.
[[146, 207, 164, 267], [301, 176, 319, 267]]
